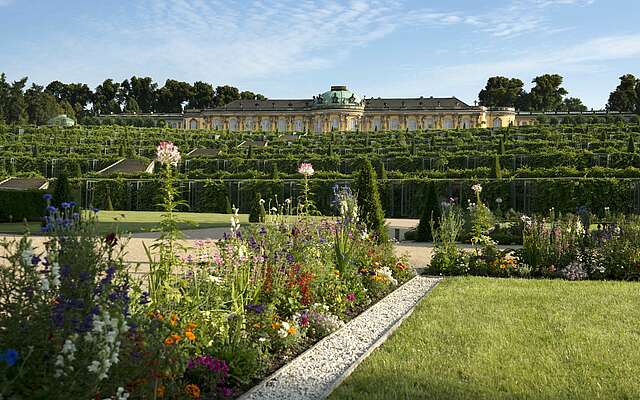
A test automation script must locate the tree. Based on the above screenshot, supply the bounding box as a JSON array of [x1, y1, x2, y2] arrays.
[[493, 154, 503, 179], [353, 158, 387, 242], [156, 79, 193, 113], [416, 183, 440, 242], [249, 192, 266, 223], [6, 77, 29, 124], [629, 134, 636, 154], [123, 97, 140, 114], [607, 74, 638, 112], [214, 85, 240, 106], [478, 76, 525, 107], [498, 137, 506, 155], [93, 79, 121, 115], [528, 74, 568, 111], [129, 76, 157, 113], [25, 84, 63, 125], [52, 172, 72, 207], [188, 81, 215, 109], [560, 97, 588, 112], [0, 73, 10, 123]]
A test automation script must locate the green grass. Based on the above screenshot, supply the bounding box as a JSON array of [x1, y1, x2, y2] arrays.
[[330, 277, 640, 400], [0, 210, 248, 234]]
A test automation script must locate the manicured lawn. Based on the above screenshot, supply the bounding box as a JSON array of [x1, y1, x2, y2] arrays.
[[0, 210, 249, 234], [330, 276, 640, 400]]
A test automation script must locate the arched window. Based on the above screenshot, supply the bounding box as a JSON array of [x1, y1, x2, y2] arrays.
[[212, 118, 222, 130], [348, 117, 358, 131], [423, 117, 434, 129], [462, 118, 471, 129], [493, 118, 502, 128], [315, 119, 323, 133], [443, 118, 454, 129], [407, 117, 417, 131], [389, 117, 399, 130], [331, 117, 340, 131], [189, 119, 198, 129], [228, 118, 238, 132], [372, 117, 381, 131], [294, 118, 304, 131], [244, 118, 254, 131], [277, 118, 287, 133], [261, 118, 271, 132]]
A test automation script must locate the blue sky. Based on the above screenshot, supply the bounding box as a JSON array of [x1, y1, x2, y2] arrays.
[[1, 0, 639, 108]]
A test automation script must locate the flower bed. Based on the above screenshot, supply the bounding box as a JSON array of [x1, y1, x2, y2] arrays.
[[0, 145, 414, 399]]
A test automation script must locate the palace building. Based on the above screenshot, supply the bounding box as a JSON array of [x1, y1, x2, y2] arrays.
[[163, 85, 517, 132]]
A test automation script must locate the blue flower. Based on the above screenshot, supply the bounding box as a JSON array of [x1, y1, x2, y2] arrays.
[[69, 201, 77, 207], [61, 202, 71, 209], [0, 349, 19, 367], [92, 208, 100, 213], [42, 193, 52, 201], [46, 205, 57, 213]]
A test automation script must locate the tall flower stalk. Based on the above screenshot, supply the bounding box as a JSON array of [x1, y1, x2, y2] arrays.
[[147, 141, 186, 305], [297, 163, 315, 216]]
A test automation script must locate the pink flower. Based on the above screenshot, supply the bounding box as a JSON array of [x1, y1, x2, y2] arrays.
[[156, 141, 181, 166], [346, 292, 356, 302], [298, 163, 314, 177]]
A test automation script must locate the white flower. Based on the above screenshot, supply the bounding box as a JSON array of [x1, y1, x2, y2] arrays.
[[284, 198, 292, 204], [377, 266, 398, 285], [116, 387, 130, 400], [258, 337, 267, 342], [298, 163, 314, 177], [51, 262, 61, 288], [259, 198, 265, 205], [270, 207, 277, 212], [496, 197, 503, 204], [156, 141, 181, 166], [40, 277, 50, 291], [278, 329, 288, 338], [207, 275, 224, 284], [88, 360, 101, 373], [471, 184, 482, 193]]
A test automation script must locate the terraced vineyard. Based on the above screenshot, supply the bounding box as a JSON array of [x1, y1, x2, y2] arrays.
[[1, 123, 640, 217]]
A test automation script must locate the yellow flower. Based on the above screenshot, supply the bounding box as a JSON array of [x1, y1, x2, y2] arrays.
[[271, 322, 281, 330], [185, 384, 201, 398], [287, 326, 297, 335], [185, 331, 196, 341]]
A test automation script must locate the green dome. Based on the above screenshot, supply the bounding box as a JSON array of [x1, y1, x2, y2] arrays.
[[48, 114, 75, 127], [315, 86, 362, 106]]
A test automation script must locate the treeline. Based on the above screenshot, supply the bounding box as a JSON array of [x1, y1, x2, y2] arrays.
[[478, 73, 640, 113], [0, 73, 266, 125]]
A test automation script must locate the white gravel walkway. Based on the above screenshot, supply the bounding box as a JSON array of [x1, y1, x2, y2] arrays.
[[238, 275, 441, 400]]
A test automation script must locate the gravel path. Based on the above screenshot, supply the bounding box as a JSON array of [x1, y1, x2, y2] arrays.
[[238, 276, 442, 400]]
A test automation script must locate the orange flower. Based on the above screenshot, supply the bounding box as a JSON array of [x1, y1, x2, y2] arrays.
[[164, 337, 174, 346], [172, 334, 182, 342], [185, 384, 201, 398], [287, 326, 297, 335], [170, 314, 178, 326], [156, 384, 166, 398], [186, 322, 197, 331], [271, 322, 281, 330], [185, 331, 196, 341]]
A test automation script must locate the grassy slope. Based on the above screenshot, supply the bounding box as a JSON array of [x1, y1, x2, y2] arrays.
[[0, 211, 248, 234], [330, 276, 640, 400]]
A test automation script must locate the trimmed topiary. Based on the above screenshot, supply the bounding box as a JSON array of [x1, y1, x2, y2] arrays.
[[353, 158, 387, 242]]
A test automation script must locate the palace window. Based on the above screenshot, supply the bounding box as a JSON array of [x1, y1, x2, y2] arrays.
[[294, 118, 304, 131], [315, 119, 323, 133], [331, 117, 339, 130], [407, 117, 417, 131], [443, 118, 454, 129], [277, 118, 287, 132], [228, 118, 238, 132], [424, 117, 434, 129], [189, 119, 198, 129], [261, 118, 271, 132], [493, 118, 502, 128], [212, 118, 223, 130], [372, 117, 381, 131], [244, 118, 254, 131], [348, 117, 358, 131], [389, 117, 399, 130]]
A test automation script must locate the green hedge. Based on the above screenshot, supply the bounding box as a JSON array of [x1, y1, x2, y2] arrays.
[[0, 190, 46, 222]]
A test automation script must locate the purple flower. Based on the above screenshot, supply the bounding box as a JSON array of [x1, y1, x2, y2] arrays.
[[46, 205, 57, 213], [245, 303, 265, 314], [42, 193, 52, 201], [0, 349, 19, 367], [61, 202, 71, 209], [346, 292, 356, 302], [91, 207, 100, 213]]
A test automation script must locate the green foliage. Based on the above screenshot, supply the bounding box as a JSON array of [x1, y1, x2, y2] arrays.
[[353, 158, 387, 242], [248, 192, 266, 223], [52, 172, 72, 206], [416, 183, 440, 242], [0, 189, 46, 222], [493, 154, 502, 179]]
